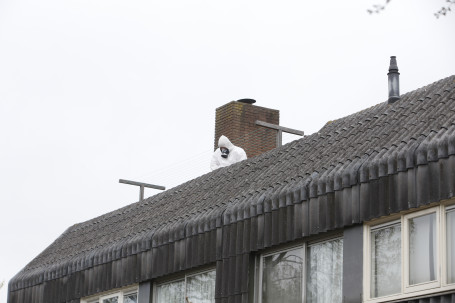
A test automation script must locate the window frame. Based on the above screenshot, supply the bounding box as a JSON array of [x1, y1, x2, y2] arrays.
[[153, 268, 216, 303], [443, 205, 455, 287], [363, 201, 455, 303], [403, 207, 440, 292], [365, 219, 402, 299], [255, 235, 343, 303], [81, 286, 138, 303]]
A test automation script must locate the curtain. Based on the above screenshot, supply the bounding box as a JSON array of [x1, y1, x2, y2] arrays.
[[156, 280, 185, 303], [370, 223, 401, 297], [306, 238, 343, 303], [186, 270, 216, 303], [409, 213, 437, 285]]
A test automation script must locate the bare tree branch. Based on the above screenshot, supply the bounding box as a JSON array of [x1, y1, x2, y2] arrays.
[[367, 0, 454, 18], [435, 0, 455, 18], [367, 0, 391, 14]]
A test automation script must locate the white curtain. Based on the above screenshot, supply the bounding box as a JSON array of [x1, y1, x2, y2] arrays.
[[408, 213, 436, 285], [306, 238, 343, 303], [186, 270, 216, 303], [262, 247, 303, 303], [370, 223, 401, 298], [447, 209, 455, 284], [156, 280, 185, 303], [156, 271, 215, 303]]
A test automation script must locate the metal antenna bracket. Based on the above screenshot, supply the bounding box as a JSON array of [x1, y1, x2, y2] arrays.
[[255, 120, 304, 147], [119, 179, 165, 202]]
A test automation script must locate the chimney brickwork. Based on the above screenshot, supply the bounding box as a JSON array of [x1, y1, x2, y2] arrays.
[[214, 101, 280, 158]]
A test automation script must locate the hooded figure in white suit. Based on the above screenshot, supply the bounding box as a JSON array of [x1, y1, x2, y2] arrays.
[[210, 135, 247, 171]]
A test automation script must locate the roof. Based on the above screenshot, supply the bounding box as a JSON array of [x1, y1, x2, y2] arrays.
[[9, 75, 455, 297]]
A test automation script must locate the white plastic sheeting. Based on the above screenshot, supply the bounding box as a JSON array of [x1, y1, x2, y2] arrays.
[[210, 135, 247, 171]]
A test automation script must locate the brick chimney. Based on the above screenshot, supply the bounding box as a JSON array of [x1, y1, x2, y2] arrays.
[[214, 99, 280, 158]]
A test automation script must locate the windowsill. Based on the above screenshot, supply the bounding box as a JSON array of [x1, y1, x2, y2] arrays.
[[363, 283, 455, 303]]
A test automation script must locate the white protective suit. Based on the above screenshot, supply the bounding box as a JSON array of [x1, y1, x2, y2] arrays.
[[210, 135, 247, 171]]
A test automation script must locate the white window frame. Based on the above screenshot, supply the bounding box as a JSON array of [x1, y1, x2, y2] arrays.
[[363, 201, 455, 303], [364, 219, 401, 300], [153, 268, 216, 303], [255, 236, 343, 303], [403, 207, 440, 293], [81, 286, 138, 303], [443, 205, 455, 287]]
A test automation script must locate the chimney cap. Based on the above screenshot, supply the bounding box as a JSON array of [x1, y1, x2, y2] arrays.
[[387, 56, 400, 104], [388, 56, 399, 74], [237, 98, 256, 104]]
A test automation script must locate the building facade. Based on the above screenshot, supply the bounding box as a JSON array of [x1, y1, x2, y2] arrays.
[[8, 74, 455, 303]]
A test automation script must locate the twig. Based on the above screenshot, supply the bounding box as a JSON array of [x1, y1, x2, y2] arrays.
[[435, 0, 455, 18], [367, 0, 454, 18]]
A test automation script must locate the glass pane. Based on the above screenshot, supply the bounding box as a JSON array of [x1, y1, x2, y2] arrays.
[[103, 297, 118, 303], [409, 213, 437, 285], [157, 280, 185, 303], [262, 247, 303, 303], [124, 293, 138, 303], [306, 238, 343, 303], [370, 223, 401, 298], [447, 209, 455, 284], [186, 270, 216, 303]]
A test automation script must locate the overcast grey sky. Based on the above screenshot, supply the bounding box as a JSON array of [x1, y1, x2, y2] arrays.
[[0, 0, 454, 301]]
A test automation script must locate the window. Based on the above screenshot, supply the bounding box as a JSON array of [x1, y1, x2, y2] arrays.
[[306, 238, 343, 303], [154, 269, 216, 303], [81, 287, 138, 303], [369, 221, 401, 298], [364, 203, 455, 302], [261, 246, 303, 303], [257, 237, 343, 303], [447, 206, 455, 284]]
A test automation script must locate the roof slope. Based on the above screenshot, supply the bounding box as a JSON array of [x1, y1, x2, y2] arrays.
[[10, 75, 455, 293]]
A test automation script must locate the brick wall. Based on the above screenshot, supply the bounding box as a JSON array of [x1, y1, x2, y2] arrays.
[[214, 101, 280, 158]]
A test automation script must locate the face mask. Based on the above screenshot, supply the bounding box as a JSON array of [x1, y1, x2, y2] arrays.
[[220, 147, 230, 158]]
